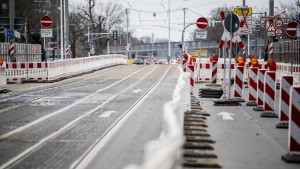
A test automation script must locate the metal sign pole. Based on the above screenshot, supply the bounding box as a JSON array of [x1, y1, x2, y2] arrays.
[[228, 14, 233, 99]]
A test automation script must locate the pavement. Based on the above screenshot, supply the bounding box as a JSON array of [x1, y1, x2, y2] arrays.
[[195, 82, 300, 169]]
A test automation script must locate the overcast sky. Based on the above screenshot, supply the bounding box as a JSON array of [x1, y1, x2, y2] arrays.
[[71, 0, 295, 42]]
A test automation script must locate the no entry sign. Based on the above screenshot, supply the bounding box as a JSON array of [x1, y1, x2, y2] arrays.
[[286, 21, 298, 37], [40, 15, 53, 28], [196, 17, 208, 30]]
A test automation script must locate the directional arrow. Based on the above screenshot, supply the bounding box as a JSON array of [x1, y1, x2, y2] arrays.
[[99, 110, 117, 118], [132, 89, 143, 93], [217, 111, 235, 120]]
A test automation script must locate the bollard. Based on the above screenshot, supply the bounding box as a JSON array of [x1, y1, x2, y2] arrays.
[[261, 71, 278, 118], [211, 61, 217, 84], [253, 69, 267, 111], [277, 76, 294, 128], [282, 85, 300, 163], [187, 65, 195, 96], [233, 66, 244, 101], [246, 67, 258, 106], [182, 60, 187, 72]]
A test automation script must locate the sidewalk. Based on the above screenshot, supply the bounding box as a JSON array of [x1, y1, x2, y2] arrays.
[[195, 82, 299, 169]]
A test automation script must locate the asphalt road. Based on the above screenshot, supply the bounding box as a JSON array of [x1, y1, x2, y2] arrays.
[[196, 83, 300, 169], [0, 64, 179, 169]]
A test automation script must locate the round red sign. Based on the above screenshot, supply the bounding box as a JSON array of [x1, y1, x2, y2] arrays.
[[196, 17, 208, 30], [286, 21, 298, 37], [40, 15, 53, 28]]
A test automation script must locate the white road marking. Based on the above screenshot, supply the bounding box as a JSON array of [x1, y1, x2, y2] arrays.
[[0, 105, 21, 114], [72, 66, 172, 169], [217, 111, 235, 120], [98, 111, 117, 118], [132, 89, 143, 93]]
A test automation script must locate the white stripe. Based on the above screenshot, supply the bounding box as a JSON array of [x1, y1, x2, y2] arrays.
[[197, 22, 208, 25], [41, 21, 52, 23], [287, 28, 297, 31], [280, 99, 289, 118], [291, 86, 300, 112], [264, 94, 275, 110]]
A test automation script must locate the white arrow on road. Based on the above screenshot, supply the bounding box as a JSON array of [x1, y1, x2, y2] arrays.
[[217, 111, 235, 120], [132, 89, 143, 93], [99, 110, 117, 118]]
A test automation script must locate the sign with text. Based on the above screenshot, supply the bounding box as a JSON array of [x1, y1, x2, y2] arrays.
[[41, 29, 53, 38], [195, 29, 207, 39]]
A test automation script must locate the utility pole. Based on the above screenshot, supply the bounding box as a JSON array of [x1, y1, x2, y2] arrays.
[[182, 8, 186, 53], [168, 0, 171, 59], [60, 0, 64, 60], [126, 8, 129, 60], [268, 0, 274, 60], [151, 33, 154, 58], [63, 0, 67, 59], [9, 0, 15, 42]]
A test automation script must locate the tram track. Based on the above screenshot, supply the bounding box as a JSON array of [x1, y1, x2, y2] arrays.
[[0, 65, 171, 169]]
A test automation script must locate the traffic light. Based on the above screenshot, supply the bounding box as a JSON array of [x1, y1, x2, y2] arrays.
[[113, 31, 117, 40], [178, 44, 182, 48]]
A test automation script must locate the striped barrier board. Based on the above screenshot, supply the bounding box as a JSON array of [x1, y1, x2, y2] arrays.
[[277, 76, 294, 128], [233, 66, 244, 98], [261, 71, 278, 118], [282, 85, 300, 163], [187, 65, 195, 96], [253, 69, 267, 111], [246, 67, 258, 106], [211, 61, 217, 83]]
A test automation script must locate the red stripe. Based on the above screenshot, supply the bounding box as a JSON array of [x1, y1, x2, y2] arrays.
[[290, 137, 300, 152], [219, 40, 224, 48], [220, 11, 225, 20], [294, 87, 300, 96], [235, 76, 243, 87], [12, 63, 17, 69], [265, 84, 275, 100], [190, 78, 194, 87], [29, 63, 33, 68], [281, 89, 290, 107], [37, 63, 41, 68], [21, 63, 25, 69], [280, 110, 289, 121], [206, 64, 210, 69], [249, 94, 255, 101], [238, 41, 244, 48], [234, 91, 241, 97], [257, 98, 263, 106], [267, 72, 276, 82], [264, 102, 273, 111], [249, 77, 257, 91]]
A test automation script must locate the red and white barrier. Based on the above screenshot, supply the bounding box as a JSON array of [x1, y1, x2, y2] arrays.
[[182, 60, 187, 72], [277, 76, 294, 128], [261, 71, 278, 117], [282, 86, 300, 163], [10, 42, 14, 56], [233, 66, 244, 98], [269, 42, 273, 57], [187, 65, 194, 96], [246, 67, 258, 106], [254, 69, 268, 111], [211, 61, 217, 83]]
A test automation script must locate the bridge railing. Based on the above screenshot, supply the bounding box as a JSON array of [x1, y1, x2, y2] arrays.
[[125, 67, 190, 169], [5, 54, 127, 83]]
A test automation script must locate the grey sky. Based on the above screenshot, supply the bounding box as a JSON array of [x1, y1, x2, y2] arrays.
[[71, 0, 295, 42]]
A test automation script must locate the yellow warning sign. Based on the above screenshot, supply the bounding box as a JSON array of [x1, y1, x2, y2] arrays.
[[234, 7, 252, 16]]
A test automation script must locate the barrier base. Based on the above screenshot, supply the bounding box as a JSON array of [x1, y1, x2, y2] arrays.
[[253, 106, 264, 111], [213, 99, 241, 106], [182, 158, 222, 168], [183, 142, 213, 150], [246, 101, 257, 106], [183, 149, 217, 158], [276, 122, 289, 129], [282, 153, 300, 163], [260, 112, 278, 118], [233, 98, 246, 102], [186, 110, 210, 116]]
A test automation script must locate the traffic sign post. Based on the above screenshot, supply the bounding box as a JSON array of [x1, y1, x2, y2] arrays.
[[196, 17, 208, 30]]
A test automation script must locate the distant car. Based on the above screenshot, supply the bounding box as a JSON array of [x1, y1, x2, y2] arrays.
[[133, 59, 144, 64], [158, 59, 167, 64]]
